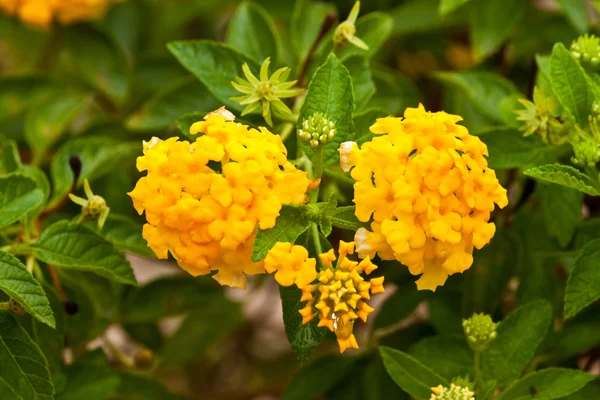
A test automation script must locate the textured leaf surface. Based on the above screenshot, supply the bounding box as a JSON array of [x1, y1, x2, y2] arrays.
[[525, 164, 600, 196], [539, 183, 582, 248], [0, 251, 54, 328], [226, 1, 279, 63], [252, 205, 311, 261], [565, 238, 600, 318], [85, 214, 154, 258], [32, 221, 137, 285], [496, 368, 596, 400], [409, 336, 473, 380], [476, 126, 553, 169], [0, 173, 44, 229]]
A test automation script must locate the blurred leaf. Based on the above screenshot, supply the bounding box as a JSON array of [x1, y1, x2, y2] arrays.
[[328, 206, 366, 232], [434, 71, 519, 124], [112, 373, 183, 400], [126, 76, 219, 131], [0, 312, 54, 400], [549, 42, 593, 126], [299, 54, 354, 168], [379, 346, 448, 399], [556, 0, 589, 33], [123, 323, 163, 351], [291, 0, 335, 62], [160, 298, 240, 364], [361, 355, 410, 400], [24, 92, 90, 162], [525, 164, 600, 196], [439, 0, 472, 15], [564, 238, 600, 318], [354, 108, 388, 146], [408, 336, 473, 380], [84, 214, 154, 258], [343, 56, 375, 109], [20, 166, 50, 222], [65, 25, 130, 104], [49, 136, 137, 208], [167, 40, 259, 111], [282, 354, 358, 400], [0, 251, 54, 328], [56, 349, 120, 400], [0, 173, 44, 229], [103, 1, 145, 55], [565, 381, 600, 399], [538, 183, 582, 248], [470, 0, 526, 60], [33, 221, 137, 285], [0, 139, 21, 175], [573, 218, 600, 250], [121, 276, 219, 323], [252, 205, 311, 262], [373, 282, 428, 330], [496, 368, 595, 400], [60, 278, 106, 348], [391, 0, 468, 36], [461, 229, 519, 315], [552, 307, 600, 361], [131, 56, 188, 100], [428, 293, 463, 335], [226, 1, 280, 64], [481, 299, 552, 385], [0, 76, 49, 123], [476, 126, 554, 169], [367, 68, 421, 115]]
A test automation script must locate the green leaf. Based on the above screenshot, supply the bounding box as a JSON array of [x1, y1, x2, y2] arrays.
[[113, 373, 183, 400], [298, 53, 354, 168], [120, 276, 219, 323], [461, 229, 520, 315], [252, 205, 311, 262], [167, 40, 259, 111], [290, 0, 335, 62], [439, 0, 472, 15], [538, 183, 582, 248], [524, 164, 600, 196], [373, 282, 428, 330], [556, 0, 589, 33], [354, 108, 389, 146], [391, 0, 468, 36], [475, 126, 554, 170], [0, 311, 54, 400], [379, 346, 448, 399], [160, 298, 240, 364], [564, 238, 600, 318], [226, 1, 279, 64], [84, 214, 154, 258], [55, 349, 120, 400], [126, 76, 219, 131], [496, 368, 596, 400], [434, 71, 519, 124], [48, 136, 137, 208], [565, 381, 600, 399], [552, 308, 600, 361], [549, 42, 593, 126], [65, 25, 130, 104], [0, 139, 21, 175], [343, 56, 375, 109], [282, 354, 358, 400], [0, 251, 54, 328], [279, 284, 327, 363], [408, 336, 473, 380], [20, 166, 50, 222], [0, 173, 44, 229], [481, 299, 552, 385], [470, 0, 526, 60], [32, 221, 137, 285], [361, 356, 410, 400], [367, 68, 422, 115], [24, 92, 90, 161]]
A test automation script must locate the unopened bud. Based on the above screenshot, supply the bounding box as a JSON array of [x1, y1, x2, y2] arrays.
[[571, 34, 600, 71], [69, 178, 110, 229], [430, 384, 475, 400], [462, 313, 498, 352], [299, 112, 337, 149]]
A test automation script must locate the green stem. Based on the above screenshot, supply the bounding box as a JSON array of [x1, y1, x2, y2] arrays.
[[279, 122, 295, 143], [474, 350, 482, 387], [309, 146, 324, 203], [0, 302, 9, 310], [323, 169, 355, 186]]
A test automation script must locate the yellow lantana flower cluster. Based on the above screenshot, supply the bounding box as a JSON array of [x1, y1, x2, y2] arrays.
[[0, 0, 121, 28], [340, 104, 508, 291], [129, 108, 310, 289], [266, 241, 384, 353]]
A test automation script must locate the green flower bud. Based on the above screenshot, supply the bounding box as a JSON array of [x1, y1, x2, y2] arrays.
[[9, 298, 25, 315], [462, 313, 498, 352], [333, 1, 369, 51], [572, 137, 600, 168], [515, 86, 569, 144], [571, 34, 600, 71], [430, 384, 475, 400], [299, 112, 337, 149], [69, 178, 110, 229], [451, 376, 474, 392]]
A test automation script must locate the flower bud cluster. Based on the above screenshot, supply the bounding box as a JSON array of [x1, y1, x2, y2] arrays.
[[299, 113, 336, 149]]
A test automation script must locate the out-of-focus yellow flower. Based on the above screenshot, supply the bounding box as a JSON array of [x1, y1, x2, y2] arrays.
[[264, 242, 317, 288], [129, 108, 310, 289], [445, 43, 477, 70], [0, 0, 122, 28], [299, 241, 384, 353], [340, 105, 508, 292]]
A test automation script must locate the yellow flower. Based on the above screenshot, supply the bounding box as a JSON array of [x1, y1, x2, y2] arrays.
[[340, 104, 508, 292], [264, 242, 317, 288], [299, 241, 384, 353], [430, 384, 474, 400], [129, 108, 310, 289], [0, 0, 122, 28]]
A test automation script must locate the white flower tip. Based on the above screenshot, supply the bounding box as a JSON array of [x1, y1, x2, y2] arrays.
[[205, 106, 236, 122], [142, 137, 162, 154], [338, 141, 357, 172]]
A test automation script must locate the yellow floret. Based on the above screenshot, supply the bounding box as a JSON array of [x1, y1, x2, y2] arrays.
[[341, 104, 508, 292]]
